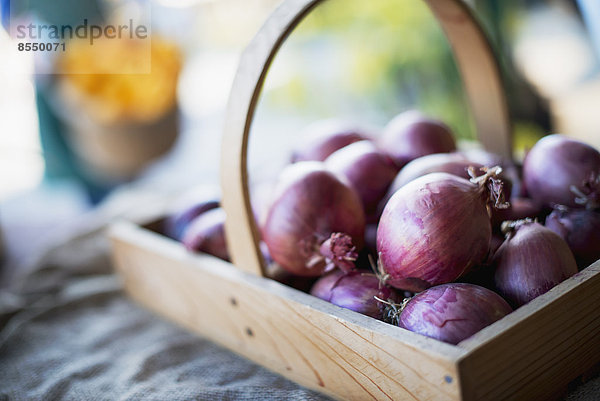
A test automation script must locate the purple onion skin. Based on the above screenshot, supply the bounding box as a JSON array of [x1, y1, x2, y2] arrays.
[[311, 270, 398, 319], [164, 198, 220, 240], [523, 134, 600, 208], [398, 283, 512, 345], [459, 148, 504, 168], [378, 111, 456, 168], [459, 148, 523, 198], [492, 197, 542, 229], [384, 153, 483, 205], [377, 173, 493, 291], [182, 208, 229, 261], [364, 223, 378, 255], [493, 221, 578, 307], [263, 162, 365, 277], [291, 120, 369, 162], [545, 207, 600, 269], [326, 141, 399, 221]]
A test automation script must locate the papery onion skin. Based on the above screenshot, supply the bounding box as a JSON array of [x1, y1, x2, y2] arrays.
[[458, 149, 522, 197], [263, 162, 365, 277], [311, 270, 398, 319], [523, 134, 600, 208], [493, 221, 578, 307], [383, 153, 483, 208], [182, 208, 230, 261], [398, 283, 512, 345], [459, 148, 505, 168], [378, 111, 456, 168], [377, 172, 495, 290], [545, 207, 600, 269], [164, 197, 220, 240], [326, 140, 399, 221], [291, 120, 369, 162], [392, 153, 480, 188]]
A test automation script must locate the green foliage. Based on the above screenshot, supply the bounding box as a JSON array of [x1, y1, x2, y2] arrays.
[[261, 0, 475, 139]]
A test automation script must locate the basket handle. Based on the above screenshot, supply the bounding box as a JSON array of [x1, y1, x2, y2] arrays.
[[221, 0, 511, 277]]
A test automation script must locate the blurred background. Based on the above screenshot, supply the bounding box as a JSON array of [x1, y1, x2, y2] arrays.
[[1, 0, 600, 284]]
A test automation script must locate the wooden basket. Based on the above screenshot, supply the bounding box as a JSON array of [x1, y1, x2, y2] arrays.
[[110, 0, 600, 399]]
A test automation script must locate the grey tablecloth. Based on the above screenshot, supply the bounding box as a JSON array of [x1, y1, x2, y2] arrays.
[[0, 229, 327, 400], [0, 227, 599, 400]]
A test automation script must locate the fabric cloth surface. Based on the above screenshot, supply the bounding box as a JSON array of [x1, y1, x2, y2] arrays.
[[0, 229, 328, 401], [0, 226, 598, 401]]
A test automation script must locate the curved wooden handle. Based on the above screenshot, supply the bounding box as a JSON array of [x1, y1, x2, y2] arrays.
[[221, 0, 511, 276]]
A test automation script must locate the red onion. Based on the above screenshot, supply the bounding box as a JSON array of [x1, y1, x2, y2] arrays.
[[326, 140, 399, 221], [492, 197, 542, 228], [291, 120, 369, 162], [493, 220, 578, 307], [311, 270, 398, 320], [164, 196, 219, 240], [364, 223, 378, 255], [182, 208, 229, 261], [250, 180, 277, 230], [490, 233, 505, 258], [263, 162, 365, 276], [383, 153, 483, 208], [397, 283, 512, 345], [459, 148, 505, 168], [545, 206, 600, 269], [523, 134, 600, 208], [459, 148, 524, 198], [377, 168, 508, 291], [378, 111, 456, 168]]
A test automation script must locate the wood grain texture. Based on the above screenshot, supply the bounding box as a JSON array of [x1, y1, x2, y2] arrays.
[[220, 0, 321, 277], [110, 221, 465, 401], [457, 260, 600, 401], [111, 216, 600, 400], [424, 0, 512, 158], [220, 0, 511, 279]]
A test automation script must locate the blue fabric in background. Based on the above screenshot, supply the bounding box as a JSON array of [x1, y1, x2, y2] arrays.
[[12, 0, 111, 204], [1, 0, 9, 31]]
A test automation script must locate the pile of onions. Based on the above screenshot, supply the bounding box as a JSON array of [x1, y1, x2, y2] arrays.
[[377, 168, 508, 291], [311, 270, 399, 319], [545, 206, 600, 269], [378, 111, 456, 168], [326, 140, 399, 221], [397, 283, 512, 345], [523, 134, 600, 207], [291, 120, 369, 162], [493, 219, 578, 307], [164, 113, 600, 346], [182, 208, 230, 261], [262, 162, 365, 276]]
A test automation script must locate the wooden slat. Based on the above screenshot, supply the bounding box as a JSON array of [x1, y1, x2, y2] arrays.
[[457, 261, 600, 400], [425, 0, 512, 158], [110, 221, 465, 401], [220, 0, 511, 278], [220, 0, 321, 277]]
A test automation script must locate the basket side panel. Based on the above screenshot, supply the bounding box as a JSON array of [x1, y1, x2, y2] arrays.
[[110, 224, 463, 401], [459, 261, 600, 401]]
